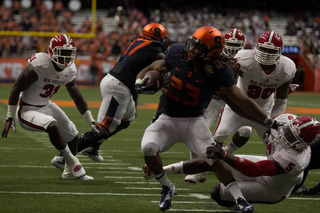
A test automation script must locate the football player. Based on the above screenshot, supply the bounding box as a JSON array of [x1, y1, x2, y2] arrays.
[[185, 28, 253, 184], [2, 34, 95, 180], [213, 31, 296, 154], [60, 23, 169, 163], [207, 114, 320, 207], [137, 26, 282, 212]]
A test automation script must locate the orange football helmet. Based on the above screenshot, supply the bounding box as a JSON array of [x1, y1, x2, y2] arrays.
[[142, 23, 168, 47], [185, 26, 224, 62]]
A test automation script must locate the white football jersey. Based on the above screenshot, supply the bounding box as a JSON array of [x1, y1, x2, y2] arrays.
[[260, 113, 311, 197], [20, 53, 77, 105], [234, 50, 296, 111]]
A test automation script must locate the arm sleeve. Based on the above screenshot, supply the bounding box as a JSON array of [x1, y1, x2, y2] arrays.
[[232, 157, 276, 177]]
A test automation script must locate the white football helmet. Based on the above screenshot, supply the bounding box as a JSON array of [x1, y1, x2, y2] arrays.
[[47, 34, 76, 69], [254, 31, 283, 65], [279, 116, 320, 149], [222, 28, 245, 58]]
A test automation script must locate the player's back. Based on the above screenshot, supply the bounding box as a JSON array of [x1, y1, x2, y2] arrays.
[[109, 36, 165, 92]]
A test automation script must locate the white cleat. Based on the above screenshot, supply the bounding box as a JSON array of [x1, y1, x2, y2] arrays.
[[65, 157, 86, 178], [82, 147, 104, 162], [184, 172, 208, 184], [61, 173, 94, 180], [51, 154, 65, 171]]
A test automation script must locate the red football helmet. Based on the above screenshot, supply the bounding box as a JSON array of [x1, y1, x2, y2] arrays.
[[222, 28, 245, 57], [184, 26, 224, 62], [254, 31, 283, 65], [47, 34, 76, 69], [142, 23, 168, 48], [279, 116, 320, 149]]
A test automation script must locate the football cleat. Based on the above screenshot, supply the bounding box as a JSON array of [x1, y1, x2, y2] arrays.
[[61, 173, 94, 180], [236, 197, 254, 213], [65, 158, 86, 178], [159, 184, 177, 211], [142, 164, 155, 180], [82, 146, 104, 162], [51, 154, 65, 171], [184, 172, 207, 184]]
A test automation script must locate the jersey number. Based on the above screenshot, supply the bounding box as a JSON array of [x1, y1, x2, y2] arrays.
[[247, 85, 275, 99], [40, 84, 60, 98], [168, 75, 200, 107]]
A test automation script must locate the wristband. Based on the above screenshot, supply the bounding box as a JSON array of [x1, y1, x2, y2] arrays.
[[7, 105, 17, 118], [82, 110, 95, 124]]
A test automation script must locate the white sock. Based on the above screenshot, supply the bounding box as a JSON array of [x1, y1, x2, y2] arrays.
[[225, 180, 244, 201], [163, 161, 184, 174], [155, 171, 172, 187], [224, 141, 239, 154], [59, 145, 77, 165]]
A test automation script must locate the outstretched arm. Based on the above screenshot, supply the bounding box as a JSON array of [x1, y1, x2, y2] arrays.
[[206, 143, 285, 177]]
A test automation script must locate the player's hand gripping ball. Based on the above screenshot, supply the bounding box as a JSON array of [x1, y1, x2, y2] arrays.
[[135, 70, 164, 94]]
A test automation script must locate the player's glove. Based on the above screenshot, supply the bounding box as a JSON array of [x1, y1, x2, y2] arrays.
[[1, 117, 16, 138], [135, 76, 158, 95], [296, 186, 310, 195], [265, 116, 285, 130], [289, 84, 299, 94], [90, 122, 109, 138], [206, 142, 226, 160]]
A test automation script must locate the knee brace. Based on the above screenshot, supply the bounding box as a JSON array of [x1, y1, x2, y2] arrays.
[[237, 126, 252, 138]]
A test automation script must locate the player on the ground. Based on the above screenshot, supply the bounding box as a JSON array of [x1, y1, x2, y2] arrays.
[[137, 26, 282, 212], [206, 114, 320, 208], [2, 34, 94, 180]]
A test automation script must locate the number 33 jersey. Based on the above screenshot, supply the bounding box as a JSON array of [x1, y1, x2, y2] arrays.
[[235, 50, 296, 111], [20, 53, 76, 105]]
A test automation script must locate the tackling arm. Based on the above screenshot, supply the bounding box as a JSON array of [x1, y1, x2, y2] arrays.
[[206, 143, 285, 177], [220, 85, 271, 127]]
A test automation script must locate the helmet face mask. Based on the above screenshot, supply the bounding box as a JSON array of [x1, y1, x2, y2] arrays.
[[184, 37, 208, 62], [48, 34, 76, 70], [279, 116, 320, 149], [222, 28, 245, 58], [254, 31, 283, 66]]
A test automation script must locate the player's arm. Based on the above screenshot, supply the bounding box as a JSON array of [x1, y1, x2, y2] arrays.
[[206, 143, 285, 177], [2, 64, 38, 138], [136, 59, 169, 80], [271, 80, 291, 118], [219, 85, 275, 128], [65, 80, 95, 124]]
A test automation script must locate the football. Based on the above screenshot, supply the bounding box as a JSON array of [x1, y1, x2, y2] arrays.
[[145, 70, 164, 91]]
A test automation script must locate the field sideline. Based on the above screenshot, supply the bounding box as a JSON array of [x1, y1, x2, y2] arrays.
[[0, 86, 320, 212]]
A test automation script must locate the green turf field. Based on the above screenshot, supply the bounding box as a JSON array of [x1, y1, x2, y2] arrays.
[[0, 85, 320, 213]]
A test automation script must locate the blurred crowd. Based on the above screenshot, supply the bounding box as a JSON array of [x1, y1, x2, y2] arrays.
[[0, 1, 319, 67]]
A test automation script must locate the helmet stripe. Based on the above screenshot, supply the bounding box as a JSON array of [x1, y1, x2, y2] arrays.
[[232, 29, 237, 38], [62, 34, 69, 44], [268, 31, 275, 43]]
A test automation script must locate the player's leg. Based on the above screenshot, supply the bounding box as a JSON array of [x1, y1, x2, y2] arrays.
[[224, 126, 253, 153], [141, 114, 177, 211], [17, 104, 90, 180]]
